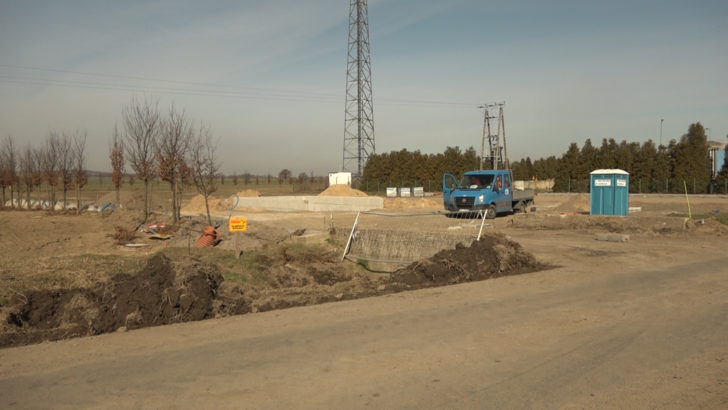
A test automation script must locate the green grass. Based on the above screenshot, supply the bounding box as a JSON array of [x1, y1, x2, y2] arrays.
[[160, 246, 272, 286], [356, 258, 370, 270]]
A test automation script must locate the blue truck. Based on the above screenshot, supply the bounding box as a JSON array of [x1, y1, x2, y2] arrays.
[[442, 170, 534, 218]]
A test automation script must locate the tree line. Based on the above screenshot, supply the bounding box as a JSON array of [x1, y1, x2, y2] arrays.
[[362, 146, 479, 187], [0, 131, 87, 212], [0, 96, 221, 225], [362, 122, 727, 194], [110, 96, 220, 224]]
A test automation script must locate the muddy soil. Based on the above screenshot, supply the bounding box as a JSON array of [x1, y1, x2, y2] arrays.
[[2, 255, 223, 347], [390, 234, 547, 290], [1, 234, 543, 348]]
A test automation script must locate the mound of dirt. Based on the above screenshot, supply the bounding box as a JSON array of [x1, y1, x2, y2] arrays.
[[2, 254, 223, 347], [318, 185, 368, 197], [0, 231, 549, 348], [237, 189, 261, 197], [182, 194, 235, 213], [390, 234, 546, 288], [553, 194, 590, 213]]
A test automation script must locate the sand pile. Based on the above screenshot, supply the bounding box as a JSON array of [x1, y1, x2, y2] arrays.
[[318, 184, 368, 197], [182, 194, 235, 213], [237, 189, 261, 197], [555, 194, 590, 213]]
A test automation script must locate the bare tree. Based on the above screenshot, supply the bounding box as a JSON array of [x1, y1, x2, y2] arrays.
[[297, 172, 307, 185], [109, 125, 125, 205], [19, 144, 40, 209], [122, 96, 161, 222], [42, 132, 62, 209], [31, 147, 43, 206], [0, 137, 11, 207], [158, 105, 192, 222], [1, 135, 18, 208], [72, 132, 88, 213], [57, 133, 74, 209], [189, 124, 221, 226], [278, 169, 291, 184], [0, 150, 6, 207]]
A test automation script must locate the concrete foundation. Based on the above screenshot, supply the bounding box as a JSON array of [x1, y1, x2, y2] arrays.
[[345, 229, 476, 272], [233, 196, 383, 212]]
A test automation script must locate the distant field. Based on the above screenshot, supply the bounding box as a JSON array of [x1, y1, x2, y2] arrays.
[[12, 175, 332, 206]]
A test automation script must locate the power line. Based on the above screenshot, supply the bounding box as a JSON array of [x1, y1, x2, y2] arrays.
[[0, 74, 340, 103], [0, 63, 336, 97], [0, 64, 477, 107]]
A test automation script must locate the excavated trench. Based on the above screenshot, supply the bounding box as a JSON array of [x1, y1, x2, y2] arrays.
[[1, 234, 548, 348]]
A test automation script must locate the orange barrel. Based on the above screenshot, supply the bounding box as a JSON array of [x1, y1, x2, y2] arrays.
[[195, 226, 219, 247]]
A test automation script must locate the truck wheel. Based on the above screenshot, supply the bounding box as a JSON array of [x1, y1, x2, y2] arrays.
[[485, 204, 496, 219]]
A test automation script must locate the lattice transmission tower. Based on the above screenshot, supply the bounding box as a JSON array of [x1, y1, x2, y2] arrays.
[[342, 0, 375, 177], [479, 102, 508, 170]]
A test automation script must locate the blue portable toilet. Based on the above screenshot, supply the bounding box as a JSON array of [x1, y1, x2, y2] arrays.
[[590, 169, 629, 216]]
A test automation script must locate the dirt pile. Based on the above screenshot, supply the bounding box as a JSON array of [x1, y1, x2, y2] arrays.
[[182, 194, 235, 213], [553, 194, 590, 213], [318, 185, 368, 197], [237, 189, 261, 197], [390, 234, 546, 288], [0, 232, 548, 348], [2, 254, 222, 347]]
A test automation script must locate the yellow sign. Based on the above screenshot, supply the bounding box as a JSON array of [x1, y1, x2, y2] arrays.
[[229, 217, 247, 232]]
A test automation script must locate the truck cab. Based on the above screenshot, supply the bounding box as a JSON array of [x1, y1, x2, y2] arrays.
[[443, 170, 523, 218]]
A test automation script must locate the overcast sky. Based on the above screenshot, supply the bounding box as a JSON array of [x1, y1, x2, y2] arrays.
[[1, 0, 726, 175]]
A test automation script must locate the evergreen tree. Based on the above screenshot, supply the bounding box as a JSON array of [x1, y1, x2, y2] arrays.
[[577, 139, 596, 178], [672, 123, 711, 193], [525, 157, 534, 179], [632, 140, 656, 192], [652, 143, 671, 193], [554, 143, 580, 191], [615, 140, 634, 171]]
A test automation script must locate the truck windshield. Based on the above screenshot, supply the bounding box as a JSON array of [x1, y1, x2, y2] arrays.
[[459, 174, 494, 189]]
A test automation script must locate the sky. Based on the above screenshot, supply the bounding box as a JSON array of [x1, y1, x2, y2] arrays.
[[0, 0, 726, 175]]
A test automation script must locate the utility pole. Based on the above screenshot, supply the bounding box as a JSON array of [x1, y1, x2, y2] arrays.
[[659, 118, 664, 147], [342, 0, 375, 178], [478, 102, 506, 170]]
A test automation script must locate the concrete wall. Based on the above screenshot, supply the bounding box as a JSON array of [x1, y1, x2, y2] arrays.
[[233, 196, 383, 212], [345, 229, 475, 272]]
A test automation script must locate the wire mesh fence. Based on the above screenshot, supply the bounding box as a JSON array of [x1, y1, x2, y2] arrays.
[[340, 210, 491, 272], [555, 177, 728, 195], [354, 177, 728, 196]]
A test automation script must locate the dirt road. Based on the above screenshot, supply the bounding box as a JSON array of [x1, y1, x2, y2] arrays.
[[1, 233, 726, 408]]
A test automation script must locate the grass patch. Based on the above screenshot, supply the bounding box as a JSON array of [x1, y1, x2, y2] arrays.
[[160, 246, 271, 286], [357, 258, 370, 270]]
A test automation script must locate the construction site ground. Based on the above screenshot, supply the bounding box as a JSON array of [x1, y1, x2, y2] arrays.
[[0, 192, 727, 408]]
